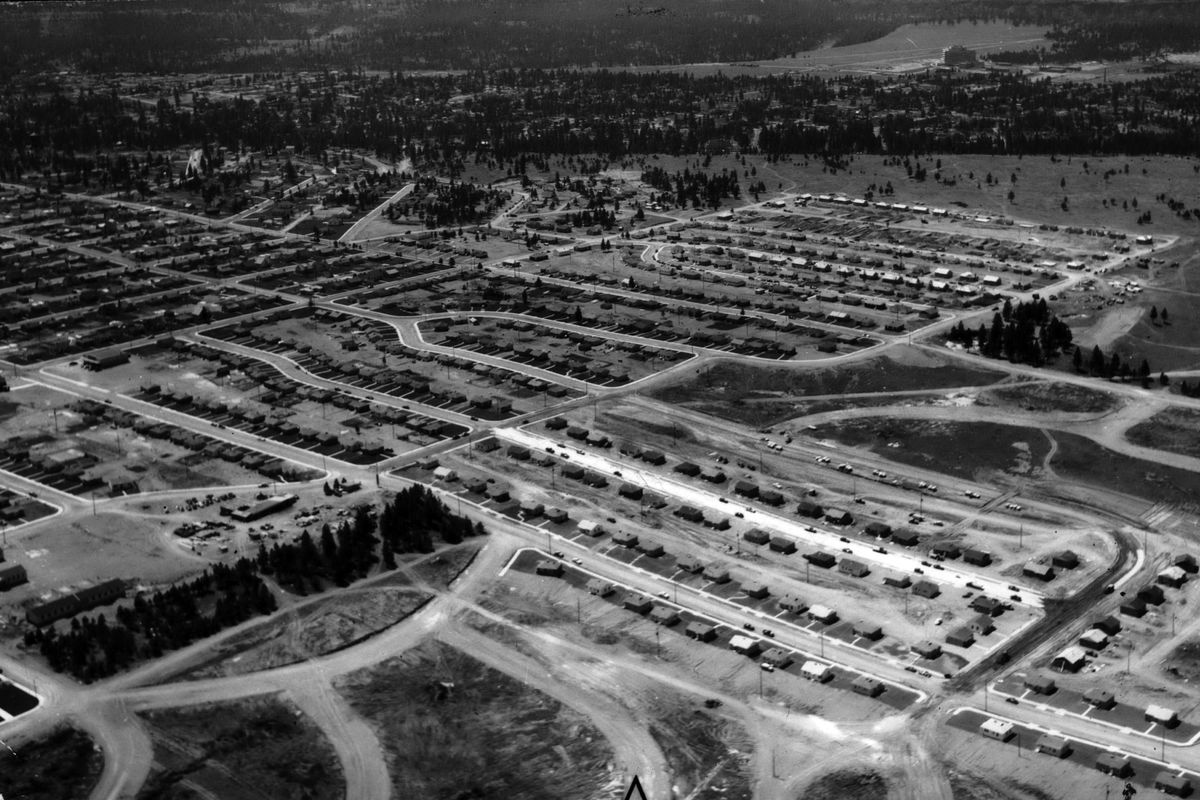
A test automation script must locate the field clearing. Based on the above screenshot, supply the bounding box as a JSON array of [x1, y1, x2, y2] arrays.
[[177, 586, 432, 680], [136, 696, 343, 800], [1108, 284, 1200, 372], [799, 768, 890, 799], [0, 510, 204, 633], [337, 638, 616, 800], [642, 688, 754, 800], [0, 726, 102, 800]]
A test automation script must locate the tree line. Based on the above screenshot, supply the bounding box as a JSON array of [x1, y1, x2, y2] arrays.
[[945, 298, 1073, 366]]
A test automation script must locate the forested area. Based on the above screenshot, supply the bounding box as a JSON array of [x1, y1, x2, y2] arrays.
[[1, 0, 1198, 73], [945, 298, 1074, 367], [5, 67, 1200, 193]]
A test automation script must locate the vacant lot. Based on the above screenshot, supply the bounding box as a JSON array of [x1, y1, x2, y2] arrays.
[[136, 697, 342, 800], [1163, 638, 1200, 684], [1050, 430, 1200, 505], [808, 418, 1050, 482], [1126, 407, 1200, 459], [337, 639, 614, 800], [644, 689, 754, 800], [0, 726, 102, 800]]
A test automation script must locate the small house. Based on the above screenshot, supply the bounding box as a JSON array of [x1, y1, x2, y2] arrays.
[[912, 640, 942, 660], [884, 574, 912, 589], [1051, 646, 1088, 673], [729, 635, 761, 657], [586, 579, 615, 597], [741, 581, 770, 599], [1023, 562, 1056, 582], [1052, 550, 1080, 569], [622, 594, 652, 614], [743, 528, 771, 546], [779, 594, 808, 614], [545, 507, 569, 524], [1158, 566, 1188, 589], [649, 606, 680, 626], [945, 627, 975, 648], [769, 537, 797, 554], [824, 508, 853, 525], [703, 564, 731, 584], [1024, 674, 1057, 695], [968, 615, 995, 636], [612, 531, 639, 548], [912, 580, 940, 599], [839, 559, 870, 578], [535, 560, 564, 578], [1154, 772, 1192, 797], [761, 648, 793, 670], [971, 596, 1004, 617], [864, 521, 892, 539], [808, 604, 838, 624], [796, 499, 823, 518], [963, 548, 991, 567], [1092, 616, 1121, 636], [852, 676, 884, 697], [1079, 629, 1109, 650], [1035, 735, 1072, 759], [1138, 584, 1166, 605], [979, 718, 1014, 742], [1083, 687, 1116, 710], [676, 554, 705, 573], [685, 621, 716, 642], [637, 540, 665, 558], [1095, 753, 1131, 778], [1146, 704, 1179, 728], [892, 530, 920, 548], [804, 551, 836, 569], [853, 621, 883, 641], [801, 661, 833, 682], [673, 461, 701, 477], [1121, 597, 1147, 617]]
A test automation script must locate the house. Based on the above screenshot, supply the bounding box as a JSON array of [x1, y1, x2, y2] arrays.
[[1092, 616, 1122, 636], [1095, 753, 1131, 778], [853, 621, 883, 641], [1146, 704, 1179, 728], [535, 560, 564, 577], [852, 676, 885, 697], [1051, 646, 1088, 672], [733, 480, 759, 498], [1084, 687, 1116, 710], [945, 627, 975, 648], [703, 564, 731, 583], [824, 508, 853, 525], [1138, 584, 1166, 605], [1024, 674, 1057, 695], [464, 477, 488, 495], [506, 445, 531, 461], [230, 493, 300, 522], [741, 581, 770, 599], [649, 606, 680, 626], [432, 466, 458, 482], [686, 621, 717, 642], [637, 540, 665, 558], [892, 530, 920, 547], [1079, 628, 1109, 650], [912, 580, 940, 599], [769, 537, 797, 554], [729, 635, 761, 657], [485, 485, 510, 503], [1035, 735, 1072, 759], [82, 349, 130, 370], [700, 468, 727, 484], [1158, 566, 1188, 589], [640, 449, 667, 466], [674, 505, 705, 523], [561, 464, 585, 480], [864, 521, 892, 539], [618, 482, 643, 500], [779, 594, 808, 614], [839, 559, 870, 578], [884, 574, 912, 589], [1023, 562, 1056, 582], [743, 528, 771, 546], [676, 554, 705, 573], [971, 596, 1004, 617], [796, 499, 823, 518], [673, 461, 701, 477], [0, 563, 27, 591], [804, 551, 837, 569], [612, 531, 639, 548], [1175, 554, 1198, 574], [968, 615, 995, 636], [801, 661, 833, 682], [566, 425, 589, 440], [519, 501, 545, 519], [963, 549, 992, 567], [808, 604, 838, 624], [1154, 772, 1192, 797], [931, 543, 960, 560], [1120, 597, 1147, 617], [622, 594, 652, 614], [577, 519, 603, 537], [1052, 550, 1080, 569], [912, 641, 942, 660], [761, 648, 793, 670], [759, 490, 785, 507], [979, 718, 1014, 742], [586, 578, 615, 597]]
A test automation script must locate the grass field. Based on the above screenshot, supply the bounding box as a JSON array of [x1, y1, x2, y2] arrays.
[[1126, 407, 1200, 459], [137, 697, 342, 800], [0, 726, 102, 800], [808, 418, 1050, 482], [643, 690, 754, 800], [337, 639, 615, 800]]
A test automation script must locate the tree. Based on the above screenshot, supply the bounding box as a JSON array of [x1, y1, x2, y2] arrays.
[[1162, 308, 1170, 325], [1089, 345, 1105, 376], [1072, 345, 1083, 372], [1160, 372, 1170, 386], [1150, 306, 1158, 323]]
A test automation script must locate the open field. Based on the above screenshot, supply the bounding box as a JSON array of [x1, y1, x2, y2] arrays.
[[651, 349, 1008, 427], [807, 418, 1051, 483], [1049, 431, 1200, 506], [136, 697, 343, 800], [0, 726, 103, 800], [337, 638, 617, 800], [799, 767, 890, 800]]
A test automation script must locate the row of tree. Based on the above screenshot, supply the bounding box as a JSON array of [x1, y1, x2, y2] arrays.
[[945, 298, 1074, 366]]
